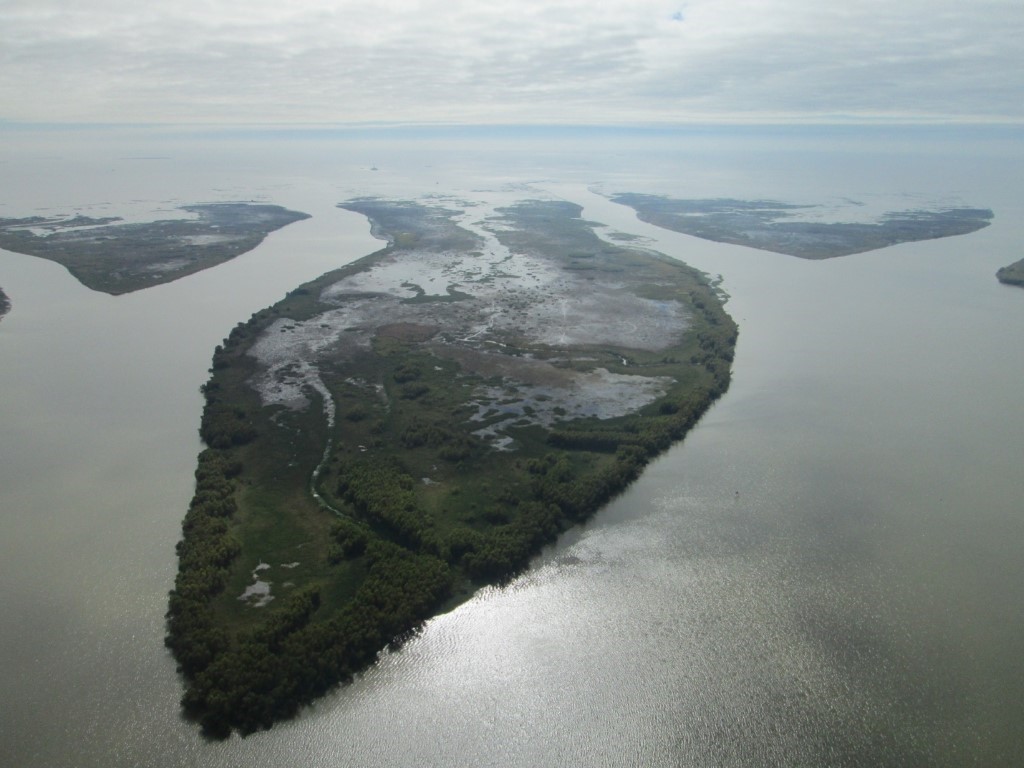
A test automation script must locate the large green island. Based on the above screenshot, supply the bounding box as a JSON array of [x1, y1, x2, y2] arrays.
[[167, 197, 736, 736], [0, 203, 309, 294]]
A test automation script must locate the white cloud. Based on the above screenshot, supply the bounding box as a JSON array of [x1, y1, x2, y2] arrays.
[[0, 0, 1021, 124]]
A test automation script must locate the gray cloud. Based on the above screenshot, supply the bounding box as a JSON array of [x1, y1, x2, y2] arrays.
[[1, 0, 1021, 123]]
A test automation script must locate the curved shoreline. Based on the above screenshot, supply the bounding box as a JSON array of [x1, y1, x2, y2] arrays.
[[0, 203, 310, 295], [167, 196, 737, 736]]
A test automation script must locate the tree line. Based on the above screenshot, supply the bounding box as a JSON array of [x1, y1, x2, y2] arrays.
[[166, 255, 739, 736]]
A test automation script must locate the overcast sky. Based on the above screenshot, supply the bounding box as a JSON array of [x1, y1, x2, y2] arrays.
[[1, 0, 1021, 125]]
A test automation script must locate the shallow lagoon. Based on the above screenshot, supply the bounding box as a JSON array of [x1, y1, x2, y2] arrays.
[[0, 126, 1022, 766]]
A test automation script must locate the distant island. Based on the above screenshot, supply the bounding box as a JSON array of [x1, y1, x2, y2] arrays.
[[611, 194, 993, 259], [0, 286, 9, 321], [996, 258, 1024, 288], [167, 197, 736, 736], [0, 203, 309, 294]]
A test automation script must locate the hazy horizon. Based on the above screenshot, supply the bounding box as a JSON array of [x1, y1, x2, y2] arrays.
[[2, 1, 1022, 126]]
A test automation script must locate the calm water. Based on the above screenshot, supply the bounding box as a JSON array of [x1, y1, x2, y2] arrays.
[[1, 127, 1022, 766]]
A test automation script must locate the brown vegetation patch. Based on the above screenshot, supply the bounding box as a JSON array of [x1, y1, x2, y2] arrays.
[[376, 322, 440, 342]]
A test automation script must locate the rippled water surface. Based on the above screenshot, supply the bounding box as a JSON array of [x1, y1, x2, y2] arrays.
[[1, 127, 1022, 766]]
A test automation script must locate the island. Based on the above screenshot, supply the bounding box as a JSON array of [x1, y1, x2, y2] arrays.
[[0, 203, 310, 294], [166, 197, 737, 736], [997, 258, 1024, 287], [611, 194, 993, 258], [0, 286, 9, 321]]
